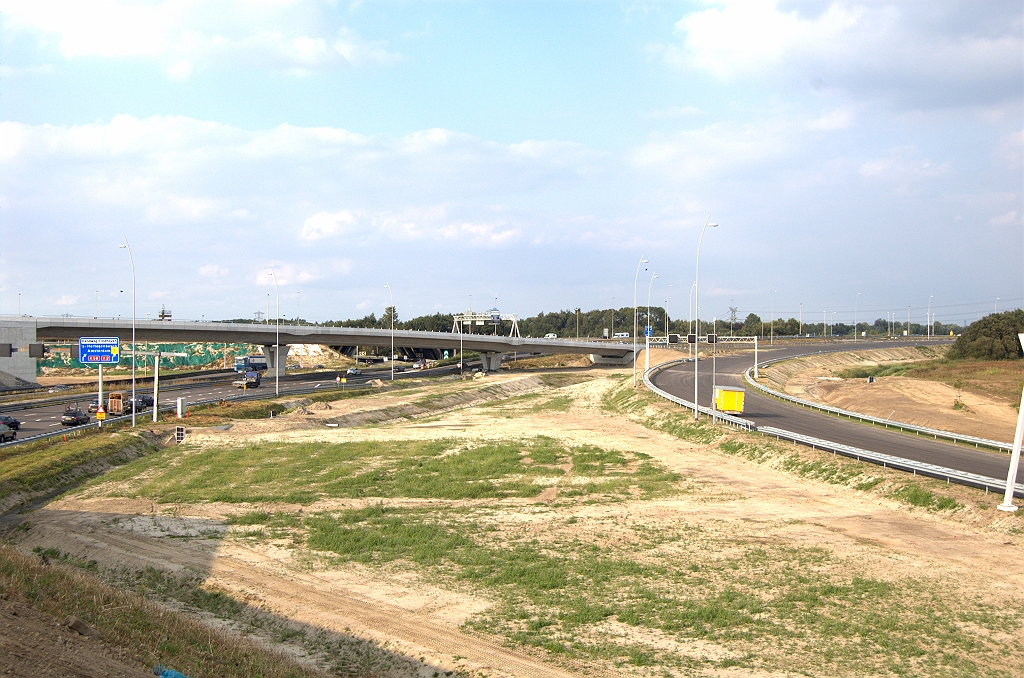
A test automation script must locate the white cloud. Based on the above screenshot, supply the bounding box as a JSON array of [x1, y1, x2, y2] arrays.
[[198, 264, 229, 278], [807, 109, 854, 131], [859, 147, 951, 180], [990, 211, 1021, 226], [630, 118, 796, 179], [667, 1, 1024, 109], [54, 294, 79, 306], [301, 211, 358, 240], [0, 0, 400, 78], [642, 106, 705, 120]]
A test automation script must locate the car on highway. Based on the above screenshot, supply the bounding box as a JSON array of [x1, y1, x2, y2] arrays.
[[137, 394, 155, 407], [544, 333, 557, 339], [392, 365, 405, 373], [0, 424, 15, 443], [61, 409, 90, 426], [346, 367, 362, 376], [48, 384, 71, 393], [87, 402, 101, 413], [0, 415, 20, 430]]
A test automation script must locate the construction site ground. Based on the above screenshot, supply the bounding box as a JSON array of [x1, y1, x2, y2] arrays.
[[4, 365, 1024, 677], [759, 345, 1020, 442]]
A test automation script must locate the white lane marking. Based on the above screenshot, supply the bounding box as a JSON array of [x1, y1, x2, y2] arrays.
[[49, 423, 60, 427]]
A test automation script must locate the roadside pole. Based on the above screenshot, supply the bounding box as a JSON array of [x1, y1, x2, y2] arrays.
[[153, 358, 160, 424], [753, 335, 758, 379], [997, 333, 1024, 512], [711, 319, 717, 425], [97, 364, 103, 428]]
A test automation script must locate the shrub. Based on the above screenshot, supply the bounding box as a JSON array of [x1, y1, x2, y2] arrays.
[[947, 310, 1024, 360]]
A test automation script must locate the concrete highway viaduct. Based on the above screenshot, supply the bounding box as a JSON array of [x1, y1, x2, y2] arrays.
[[0, 316, 635, 385]]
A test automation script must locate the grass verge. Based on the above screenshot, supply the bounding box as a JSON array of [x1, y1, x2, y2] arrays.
[[0, 545, 319, 678]]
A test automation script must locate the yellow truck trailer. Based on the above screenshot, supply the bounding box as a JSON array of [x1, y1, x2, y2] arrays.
[[714, 387, 745, 415]]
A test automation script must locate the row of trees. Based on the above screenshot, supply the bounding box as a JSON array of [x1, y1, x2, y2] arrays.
[[295, 307, 963, 340]]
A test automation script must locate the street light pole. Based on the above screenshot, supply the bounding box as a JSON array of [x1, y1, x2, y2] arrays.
[[118, 239, 136, 427], [385, 283, 394, 381], [694, 216, 718, 419], [928, 295, 934, 340], [854, 292, 861, 341], [633, 256, 648, 387], [645, 271, 658, 374], [267, 271, 280, 396], [770, 291, 776, 346]]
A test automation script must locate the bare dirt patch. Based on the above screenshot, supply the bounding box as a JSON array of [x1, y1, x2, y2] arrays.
[[8, 366, 1024, 677], [759, 346, 1018, 441]]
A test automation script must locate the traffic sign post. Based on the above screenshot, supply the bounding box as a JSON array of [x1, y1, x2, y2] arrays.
[[79, 337, 120, 364], [80, 338, 119, 428], [997, 332, 1024, 512]]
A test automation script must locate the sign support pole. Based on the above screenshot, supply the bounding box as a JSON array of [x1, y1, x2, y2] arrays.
[[97, 364, 103, 428], [997, 332, 1024, 512], [754, 335, 758, 380], [153, 358, 160, 424]]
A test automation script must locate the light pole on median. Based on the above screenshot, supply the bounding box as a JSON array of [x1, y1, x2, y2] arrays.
[[854, 292, 861, 341], [694, 216, 718, 420], [118, 238, 136, 427], [770, 290, 776, 346], [385, 283, 394, 381], [645, 271, 658, 374], [267, 270, 280, 396], [632, 256, 648, 387], [928, 295, 934, 340]]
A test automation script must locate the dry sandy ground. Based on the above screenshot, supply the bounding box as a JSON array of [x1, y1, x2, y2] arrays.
[[11, 369, 1024, 677], [0, 595, 151, 678], [762, 346, 1018, 442]]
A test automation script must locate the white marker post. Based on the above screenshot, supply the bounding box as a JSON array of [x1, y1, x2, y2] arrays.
[[996, 332, 1024, 512]]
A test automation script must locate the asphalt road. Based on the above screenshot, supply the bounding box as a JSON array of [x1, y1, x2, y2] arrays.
[[2, 364, 457, 439], [651, 340, 1022, 484]]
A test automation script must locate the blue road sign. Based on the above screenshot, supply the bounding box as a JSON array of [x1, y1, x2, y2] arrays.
[[79, 337, 120, 364], [644, 325, 653, 337]]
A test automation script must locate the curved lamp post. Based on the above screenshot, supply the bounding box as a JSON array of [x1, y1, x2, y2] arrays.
[[632, 256, 648, 387], [118, 239, 136, 427], [267, 270, 280, 396], [693, 216, 717, 420], [645, 271, 658, 374]]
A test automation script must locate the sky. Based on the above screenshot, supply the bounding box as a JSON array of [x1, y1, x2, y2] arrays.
[[1, 0, 1022, 329]]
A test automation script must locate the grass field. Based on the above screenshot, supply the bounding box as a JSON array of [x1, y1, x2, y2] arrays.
[[84, 436, 680, 504]]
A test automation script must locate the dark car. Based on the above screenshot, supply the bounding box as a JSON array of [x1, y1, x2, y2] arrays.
[[0, 424, 15, 443], [0, 415, 20, 430], [88, 402, 101, 413], [123, 398, 149, 414], [137, 394, 154, 407], [61, 409, 90, 426]]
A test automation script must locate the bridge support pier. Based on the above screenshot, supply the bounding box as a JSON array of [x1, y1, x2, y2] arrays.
[[480, 352, 504, 372], [262, 344, 290, 378], [0, 322, 38, 385], [590, 353, 634, 366]]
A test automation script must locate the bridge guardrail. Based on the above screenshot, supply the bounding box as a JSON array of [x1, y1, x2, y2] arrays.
[[742, 354, 1012, 453], [643, 359, 756, 431], [758, 426, 1024, 497], [643, 356, 1022, 498]]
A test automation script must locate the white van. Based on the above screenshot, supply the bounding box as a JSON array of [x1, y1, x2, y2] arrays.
[[544, 333, 557, 339], [613, 332, 630, 338]]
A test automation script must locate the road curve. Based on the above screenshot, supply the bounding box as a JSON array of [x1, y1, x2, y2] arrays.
[[651, 341, 1022, 485]]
